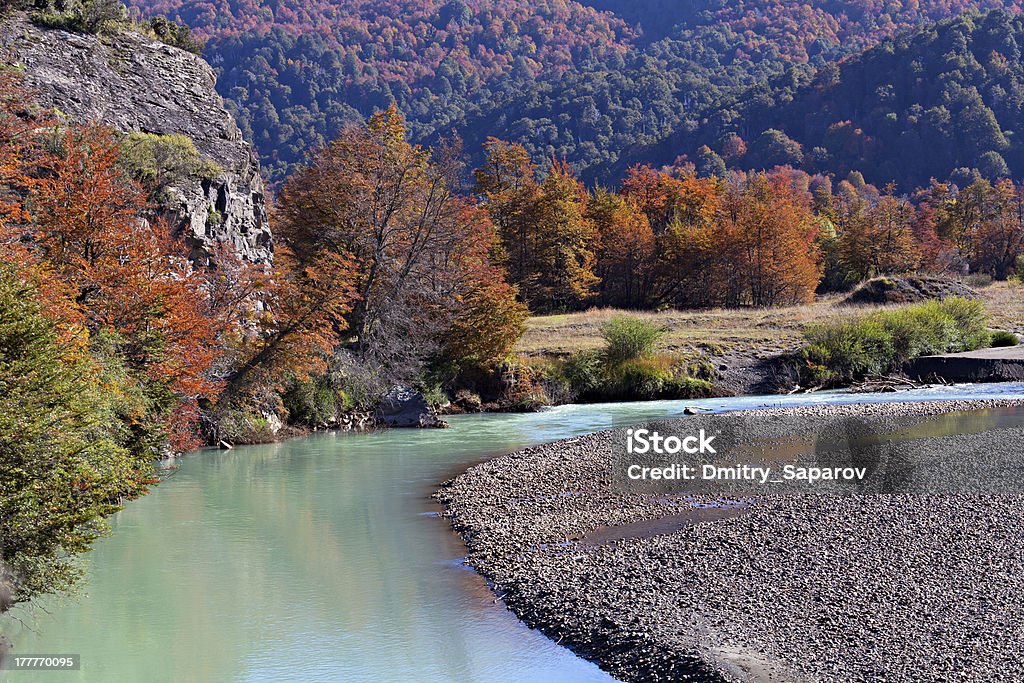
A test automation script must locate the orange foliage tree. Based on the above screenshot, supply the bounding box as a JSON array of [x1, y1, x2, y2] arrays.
[[5, 122, 225, 451], [930, 178, 1024, 279], [836, 184, 920, 281], [277, 107, 524, 380], [588, 188, 654, 309], [620, 168, 725, 308], [475, 140, 598, 312], [718, 172, 822, 307]]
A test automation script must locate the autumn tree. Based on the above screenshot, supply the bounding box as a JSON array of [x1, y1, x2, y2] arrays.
[[620, 166, 724, 308], [588, 188, 653, 308], [528, 159, 599, 310], [837, 185, 920, 281], [442, 205, 528, 365], [913, 181, 959, 272], [474, 138, 539, 286], [220, 246, 358, 406], [0, 71, 44, 229], [0, 72, 87, 334], [15, 125, 224, 451], [719, 171, 822, 306], [475, 141, 597, 312], [943, 179, 1024, 279], [277, 107, 524, 385], [620, 165, 676, 232]]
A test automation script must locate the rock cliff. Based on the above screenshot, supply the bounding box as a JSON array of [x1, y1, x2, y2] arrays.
[[0, 13, 272, 264]]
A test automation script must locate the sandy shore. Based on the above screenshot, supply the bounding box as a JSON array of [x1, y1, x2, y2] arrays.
[[437, 398, 1024, 682]]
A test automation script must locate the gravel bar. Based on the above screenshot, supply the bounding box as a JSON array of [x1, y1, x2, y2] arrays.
[[436, 398, 1024, 682]]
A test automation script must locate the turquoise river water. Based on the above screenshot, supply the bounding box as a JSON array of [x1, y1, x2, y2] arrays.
[[3, 383, 1023, 682]]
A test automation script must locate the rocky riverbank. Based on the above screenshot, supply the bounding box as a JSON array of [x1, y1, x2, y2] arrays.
[[437, 398, 1024, 682]]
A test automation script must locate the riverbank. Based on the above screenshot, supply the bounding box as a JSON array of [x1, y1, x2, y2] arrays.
[[437, 397, 1024, 682]]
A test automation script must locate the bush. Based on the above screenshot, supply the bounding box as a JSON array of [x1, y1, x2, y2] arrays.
[[283, 377, 338, 426], [562, 349, 603, 396], [803, 318, 893, 385], [216, 409, 279, 444], [964, 273, 993, 289], [600, 315, 665, 365], [990, 330, 1020, 347], [417, 382, 450, 408], [605, 358, 670, 399], [147, 15, 203, 55], [568, 353, 715, 401], [32, 0, 128, 35], [802, 297, 991, 386], [664, 375, 716, 397], [119, 132, 222, 198]]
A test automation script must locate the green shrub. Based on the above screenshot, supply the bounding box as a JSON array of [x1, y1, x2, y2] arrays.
[[663, 375, 716, 397], [516, 358, 571, 405], [600, 315, 665, 365], [418, 382, 450, 408], [990, 330, 1020, 347], [283, 378, 337, 426], [590, 355, 714, 401], [927, 297, 990, 350], [216, 409, 278, 444], [605, 358, 670, 399], [0, 267, 147, 610], [147, 15, 203, 55], [562, 349, 603, 396], [120, 132, 222, 198], [32, 0, 128, 35], [803, 318, 893, 385], [802, 297, 990, 386]]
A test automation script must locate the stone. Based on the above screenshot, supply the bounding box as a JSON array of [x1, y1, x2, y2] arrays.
[[376, 386, 447, 428], [1, 14, 273, 265], [453, 389, 483, 412]]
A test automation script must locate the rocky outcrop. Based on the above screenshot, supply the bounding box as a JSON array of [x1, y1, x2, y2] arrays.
[[0, 13, 272, 264], [375, 386, 448, 428]]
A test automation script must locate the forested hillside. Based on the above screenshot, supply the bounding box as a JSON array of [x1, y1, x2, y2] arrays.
[[125, 0, 1024, 184], [669, 10, 1024, 189]]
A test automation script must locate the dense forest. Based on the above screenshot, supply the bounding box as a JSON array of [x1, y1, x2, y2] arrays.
[[124, 0, 1024, 185], [666, 10, 1024, 189]]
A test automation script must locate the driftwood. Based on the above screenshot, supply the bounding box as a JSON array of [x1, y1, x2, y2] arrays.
[[849, 375, 932, 393], [788, 373, 948, 395], [788, 384, 822, 394]]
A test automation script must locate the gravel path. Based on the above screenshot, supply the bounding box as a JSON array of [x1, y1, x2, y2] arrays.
[[436, 399, 1024, 682]]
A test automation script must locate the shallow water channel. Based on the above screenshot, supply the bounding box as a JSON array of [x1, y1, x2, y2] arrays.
[[3, 383, 1023, 682]]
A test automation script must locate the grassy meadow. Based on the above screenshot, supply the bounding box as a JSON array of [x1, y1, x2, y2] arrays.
[[516, 281, 1024, 361]]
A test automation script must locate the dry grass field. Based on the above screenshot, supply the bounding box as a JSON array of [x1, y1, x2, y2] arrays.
[[516, 281, 1024, 360]]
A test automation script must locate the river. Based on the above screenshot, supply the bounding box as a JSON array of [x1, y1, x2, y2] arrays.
[[3, 383, 1023, 682]]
